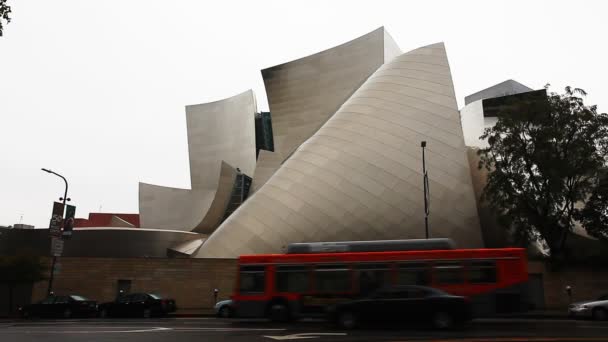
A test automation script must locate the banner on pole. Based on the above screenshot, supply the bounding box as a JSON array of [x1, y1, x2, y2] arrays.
[[48, 202, 64, 238]]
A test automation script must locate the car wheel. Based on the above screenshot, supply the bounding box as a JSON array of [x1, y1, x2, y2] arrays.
[[99, 309, 108, 318], [63, 309, 72, 319], [143, 308, 152, 318], [268, 303, 289, 322], [21, 310, 30, 319], [218, 306, 232, 318], [432, 311, 454, 330], [337, 311, 357, 330], [592, 308, 607, 321]]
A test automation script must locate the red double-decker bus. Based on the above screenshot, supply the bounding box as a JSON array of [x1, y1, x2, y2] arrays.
[[232, 239, 529, 320]]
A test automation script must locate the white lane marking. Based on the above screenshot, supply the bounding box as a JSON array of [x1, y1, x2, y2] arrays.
[[10, 327, 172, 334], [264, 332, 347, 340], [172, 328, 287, 332], [6, 327, 287, 334]]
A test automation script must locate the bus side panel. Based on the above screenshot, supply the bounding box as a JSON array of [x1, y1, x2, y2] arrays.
[[234, 298, 268, 318]]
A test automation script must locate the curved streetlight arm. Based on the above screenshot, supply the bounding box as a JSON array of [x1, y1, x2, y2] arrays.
[[41, 168, 69, 206]]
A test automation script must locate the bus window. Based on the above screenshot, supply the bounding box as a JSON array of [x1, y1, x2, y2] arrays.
[[397, 262, 430, 285], [314, 264, 351, 293], [239, 265, 266, 293], [468, 260, 497, 283], [355, 263, 391, 296], [276, 265, 310, 293], [434, 262, 464, 284]]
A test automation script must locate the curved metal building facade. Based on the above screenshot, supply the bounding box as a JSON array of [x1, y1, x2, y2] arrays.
[[139, 90, 257, 232], [196, 40, 483, 258]]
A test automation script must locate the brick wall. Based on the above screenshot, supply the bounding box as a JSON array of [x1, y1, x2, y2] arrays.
[[529, 261, 608, 309], [32, 257, 238, 314]]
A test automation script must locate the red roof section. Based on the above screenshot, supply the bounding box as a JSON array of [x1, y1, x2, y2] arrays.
[[74, 213, 140, 228]]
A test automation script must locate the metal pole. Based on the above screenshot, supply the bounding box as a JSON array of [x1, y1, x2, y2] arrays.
[[41, 168, 68, 296], [421, 142, 429, 239]]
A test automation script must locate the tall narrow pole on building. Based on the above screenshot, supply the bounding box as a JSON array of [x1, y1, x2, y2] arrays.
[[421, 142, 430, 239], [41, 168, 69, 296]]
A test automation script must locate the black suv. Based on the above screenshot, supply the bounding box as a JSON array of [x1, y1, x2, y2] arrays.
[[98, 293, 176, 318], [328, 285, 471, 329]]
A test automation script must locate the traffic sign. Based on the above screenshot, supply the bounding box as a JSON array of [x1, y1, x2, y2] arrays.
[[50, 237, 64, 257]]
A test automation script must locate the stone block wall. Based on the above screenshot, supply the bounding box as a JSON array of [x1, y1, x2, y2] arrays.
[[529, 261, 608, 309], [32, 257, 238, 314]]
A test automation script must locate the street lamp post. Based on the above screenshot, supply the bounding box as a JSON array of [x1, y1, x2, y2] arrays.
[[41, 168, 69, 296], [420, 142, 430, 239]]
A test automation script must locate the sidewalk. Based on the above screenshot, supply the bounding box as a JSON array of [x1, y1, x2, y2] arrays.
[[482, 310, 568, 320]]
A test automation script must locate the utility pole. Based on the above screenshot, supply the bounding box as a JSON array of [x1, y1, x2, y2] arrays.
[[421, 142, 430, 239], [41, 168, 69, 296]]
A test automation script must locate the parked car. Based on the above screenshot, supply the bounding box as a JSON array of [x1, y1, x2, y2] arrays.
[[215, 299, 234, 318], [18, 295, 97, 319], [98, 293, 176, 318], [327, 285, 471, 330], [569, 294, 608, 321]]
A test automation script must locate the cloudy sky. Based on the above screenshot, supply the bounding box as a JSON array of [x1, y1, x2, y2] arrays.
[[1, 0, 606, 228]]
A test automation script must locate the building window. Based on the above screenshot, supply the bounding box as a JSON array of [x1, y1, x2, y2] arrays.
[[314, 264, 351, 293], [397, 262, 430, 285], [468, 260, 497, 283], [276, 265, 310, 293], [239, 265, 266, 293]]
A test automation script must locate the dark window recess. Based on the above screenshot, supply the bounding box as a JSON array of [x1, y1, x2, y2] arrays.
[[314, 264, 351, 293], [468, 260, 497, 283], [397, 263, 430, 285], [117, 279, 132, 298], [434, 262, 464, 284], [482, 89, 548, 118], [255, 111, 275, 157], [276, 265, 310, 293], [239, 266, 266, 293], [222, 172, 253, 222]]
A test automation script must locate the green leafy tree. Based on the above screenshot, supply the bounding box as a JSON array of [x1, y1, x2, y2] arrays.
[[578, 170, 608, 241], [0, 255, 47, 315], [478, 85, 608, 258], [0, 0, 10, 37]]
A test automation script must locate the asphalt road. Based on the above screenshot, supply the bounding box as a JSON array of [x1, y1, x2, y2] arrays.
[[0, 317, 607, 342]]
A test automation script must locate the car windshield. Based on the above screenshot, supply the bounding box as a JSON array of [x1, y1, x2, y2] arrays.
[[70, 295, 89, 301], [149, 294, 163, 300], [598, 294, 608, 301]]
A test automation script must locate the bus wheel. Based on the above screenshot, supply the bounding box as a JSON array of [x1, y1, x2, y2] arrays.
[[268, 302, 290, 322], [432, 311, 454, 330], [337, 311, 357, 330]]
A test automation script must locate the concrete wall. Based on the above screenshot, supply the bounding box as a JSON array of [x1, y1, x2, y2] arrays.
[[31, 257, 238, 315]]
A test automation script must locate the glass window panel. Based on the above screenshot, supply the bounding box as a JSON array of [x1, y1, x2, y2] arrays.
[[397, 263, 430, 285], [277, 267, 310, 293], [468, 260, 497, 283], [54, 296, 69, 304], [434, 262, 464, 284], [41, 297, 54, 304], [315, 265, 351, 293], [239, 266, 266, 293]]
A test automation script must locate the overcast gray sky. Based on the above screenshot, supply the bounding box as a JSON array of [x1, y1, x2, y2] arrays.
[[1, 0, 606, 228]]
